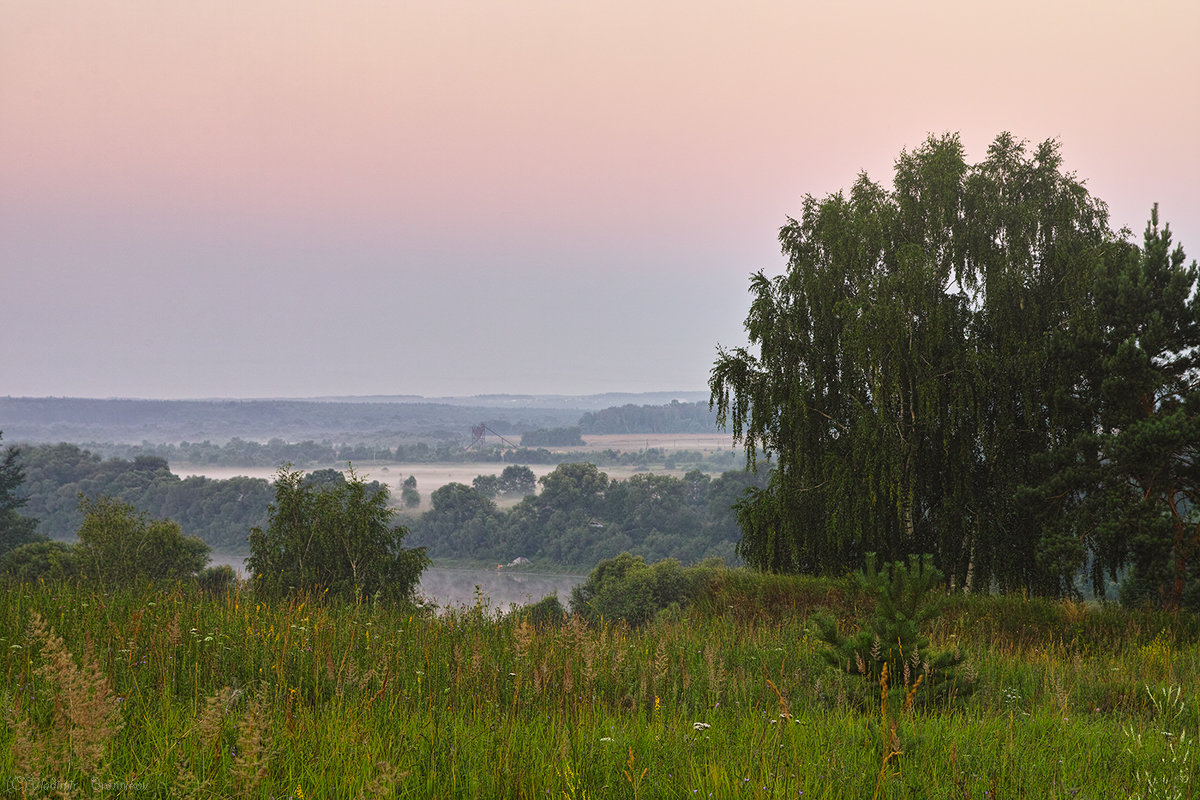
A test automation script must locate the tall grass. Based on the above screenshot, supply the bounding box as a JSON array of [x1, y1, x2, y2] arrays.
[[1, 576, 1196, 798]]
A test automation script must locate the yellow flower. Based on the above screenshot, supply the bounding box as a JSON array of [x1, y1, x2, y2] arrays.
[[293, 784, 304, 799]]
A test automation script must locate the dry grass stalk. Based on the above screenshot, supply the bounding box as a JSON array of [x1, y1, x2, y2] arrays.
[[325, 649, 338, 686], [166, 611, 182, 647], [469, 644, 484, 684], [9, 612, 124, 787], [703, 642, 725, 693], [357, 760, 408, 799], [609, 636, 625, 678], [765, 677, 792, 719], [173, 686, 238, 799], [903, 674, 924, 713], [879, 663, 890, 718], [514, 619, 534, 663], [576, 619, 598, 687], [653, 638, 669, 686], [230, 694, 273, 797], [562, 659, 575, 698]]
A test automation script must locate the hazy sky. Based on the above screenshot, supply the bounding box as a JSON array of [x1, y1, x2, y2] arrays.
[[3, 1, 1197, 399]]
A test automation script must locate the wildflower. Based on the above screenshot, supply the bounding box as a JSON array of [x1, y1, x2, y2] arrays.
[[600, 737, 614, 742], [693, 722, 711, 731]]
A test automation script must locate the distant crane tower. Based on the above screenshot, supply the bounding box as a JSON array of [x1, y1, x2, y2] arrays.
[[468, 423, 520, 450]]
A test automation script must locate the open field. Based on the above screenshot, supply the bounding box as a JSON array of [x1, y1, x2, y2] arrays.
[[173, 462, 555, 499], [2, 575, 1197, 798], [571, 433, 737, 453]]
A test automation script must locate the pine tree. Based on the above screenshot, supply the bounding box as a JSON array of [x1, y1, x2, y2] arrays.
[[0, 432, 42, 556], [814, 554, 968, 704], [1033, 206, 1200, 608]]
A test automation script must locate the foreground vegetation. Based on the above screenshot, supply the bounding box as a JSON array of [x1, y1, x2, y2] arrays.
[[2, 573, 1197, 798]]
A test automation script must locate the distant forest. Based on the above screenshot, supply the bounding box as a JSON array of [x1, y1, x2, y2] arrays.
[[578, 400, 717, 434], [2, 395, 729, 468], [67, 438, 741, 472], [3, 395, 742, 568], [0, 394, 713, 446], [19, 443, 274, 553], [13, 443, 761, 567], [406, 463, 766, 568]]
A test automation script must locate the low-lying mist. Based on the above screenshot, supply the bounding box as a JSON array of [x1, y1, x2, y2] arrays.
[[205, 553, 582, 614], [417, 567, 584, 613]]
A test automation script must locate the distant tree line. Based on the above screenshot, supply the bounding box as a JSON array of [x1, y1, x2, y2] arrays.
[[82, 437, 743, 472], [0, 396, 580, 445], [578, 400, 718, 434], [69, 399, 729, 469], [1, 435, 427, 603], [8, 442, 753, 571], [17, 443, 276, 552], [89, 438, 455, 468], [407, 463, 768, 569]]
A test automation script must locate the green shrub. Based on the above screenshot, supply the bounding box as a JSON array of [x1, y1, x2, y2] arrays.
[[814, 553, 968, 706], [519, 594, 568, 628], [75, 496, 209, 585], [570, 553, 707, 627], [197, 564, 238, 596], [0, 540, 79, 582]]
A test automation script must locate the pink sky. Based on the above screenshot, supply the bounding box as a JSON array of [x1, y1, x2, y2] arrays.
[[2, 0, 1198, 398]]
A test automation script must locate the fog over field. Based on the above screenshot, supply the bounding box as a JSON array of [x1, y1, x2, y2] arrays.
[[163, 432, 739, 513], [414, 567, 584, 613], [175, 456, 732, 514], [206, 552, 582, 613]]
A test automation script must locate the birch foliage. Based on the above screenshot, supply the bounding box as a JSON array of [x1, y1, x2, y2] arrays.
[[711, 133, 1115, 592]]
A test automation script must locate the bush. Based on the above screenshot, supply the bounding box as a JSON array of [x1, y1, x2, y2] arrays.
[[0, 540, 79, 582], [75, 496, 210, 586], [197, 564, 238, 595], [519, 594, 568, 628], [570, 553, 709, 627]]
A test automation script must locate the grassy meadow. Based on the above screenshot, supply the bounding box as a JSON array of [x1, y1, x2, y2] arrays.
[[1, 574, 1197, 799]]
